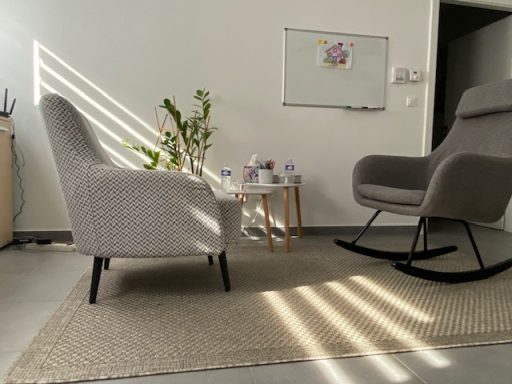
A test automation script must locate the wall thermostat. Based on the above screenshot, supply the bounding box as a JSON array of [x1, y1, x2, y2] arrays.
[[409, 70, 423, 82], [391, 67, 409, 84]]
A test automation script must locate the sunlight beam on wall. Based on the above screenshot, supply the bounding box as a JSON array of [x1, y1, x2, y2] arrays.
[[77, 108, 149, 164], [237, 194, 284, 230], [38, 42, 155, 136], [100, 142, 139, 169], [40, 81, 147, 169], [33, 40, 41, 105], [36, 42, 254, 193], [40, 61, 155, 148], [201, 166, 221, 184]]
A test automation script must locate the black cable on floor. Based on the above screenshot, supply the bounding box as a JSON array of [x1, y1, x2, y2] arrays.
[[10, 119, 25, 223]]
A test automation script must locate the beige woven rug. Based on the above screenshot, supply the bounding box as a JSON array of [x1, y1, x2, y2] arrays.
[[6, 240, 512, 383]]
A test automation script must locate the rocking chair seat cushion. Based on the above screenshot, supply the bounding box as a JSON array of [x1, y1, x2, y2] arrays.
[[357, 184, 426, 206]]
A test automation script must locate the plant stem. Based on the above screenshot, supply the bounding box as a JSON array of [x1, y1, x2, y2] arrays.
[[154, 107, 168, 150], [190, 157, 195, 174]]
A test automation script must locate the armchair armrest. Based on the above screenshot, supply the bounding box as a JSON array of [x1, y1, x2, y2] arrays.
[[82, 165, 225, 258], [420, 152, 512, 222], [353, 155, 429, 196]]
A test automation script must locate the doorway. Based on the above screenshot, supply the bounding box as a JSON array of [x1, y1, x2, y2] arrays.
[[430, 1, 512, 230], [432, 2, 511, 150]]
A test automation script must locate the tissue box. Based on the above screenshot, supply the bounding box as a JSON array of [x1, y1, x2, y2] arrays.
[[243, 166, 259, 183]]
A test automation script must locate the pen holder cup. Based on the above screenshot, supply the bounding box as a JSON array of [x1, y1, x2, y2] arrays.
[[258, 169, 273, 184]]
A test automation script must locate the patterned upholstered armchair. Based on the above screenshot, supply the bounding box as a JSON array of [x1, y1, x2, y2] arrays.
[[40, 94, 241, 303]]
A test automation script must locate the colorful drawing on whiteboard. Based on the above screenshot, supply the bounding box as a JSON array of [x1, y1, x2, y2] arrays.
[[316, 39, 353, 69]]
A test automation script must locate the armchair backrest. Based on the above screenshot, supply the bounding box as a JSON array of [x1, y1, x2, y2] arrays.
[[428, 79, 512, 178], [40, 94, 113, 251], [40, 94, 113, 170]]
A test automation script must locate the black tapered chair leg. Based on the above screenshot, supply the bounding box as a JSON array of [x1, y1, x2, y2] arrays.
[[208, 255, 214, 266], [89, 257, 103, 304], [104, 258, 111, 270], [406, 217, 425, 266], [218, 252, 231, 291], [423, 218, 428, 252], [352, 210, 381, 245], [462, 221, 485, 269]]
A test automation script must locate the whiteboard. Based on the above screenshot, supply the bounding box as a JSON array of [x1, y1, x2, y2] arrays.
[[283, 28, 388, 109]]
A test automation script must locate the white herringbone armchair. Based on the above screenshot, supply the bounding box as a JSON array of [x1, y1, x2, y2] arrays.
[[40, 93, 241, 303]]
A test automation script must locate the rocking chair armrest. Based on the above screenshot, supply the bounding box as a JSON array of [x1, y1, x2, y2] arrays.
[[353, 155, 429, 193], [421, 152, 512, 221]]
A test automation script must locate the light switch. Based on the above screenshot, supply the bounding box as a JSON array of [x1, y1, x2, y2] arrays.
[[406, 96, 418, 107], [391, 67, 409, 84]]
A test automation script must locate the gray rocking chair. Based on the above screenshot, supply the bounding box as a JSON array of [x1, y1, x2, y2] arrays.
[[335, 79, 512, 283]]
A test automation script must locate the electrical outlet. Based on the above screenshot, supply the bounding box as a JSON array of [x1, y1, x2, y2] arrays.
[[409, 70, 423, 82]]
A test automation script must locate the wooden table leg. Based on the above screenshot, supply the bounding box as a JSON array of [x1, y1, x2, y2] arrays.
[[261, 194, 273, 252], [284, 187, 290, 252], [294, 187, 303, 239]]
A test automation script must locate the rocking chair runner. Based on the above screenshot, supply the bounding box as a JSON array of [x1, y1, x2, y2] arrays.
[[335, 79, 512, 283]]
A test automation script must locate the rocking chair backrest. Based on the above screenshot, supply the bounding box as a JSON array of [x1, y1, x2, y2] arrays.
[[427, 79, 512, 180]]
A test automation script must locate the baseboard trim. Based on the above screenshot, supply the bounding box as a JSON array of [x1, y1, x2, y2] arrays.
[[13, 231, 74, 242], [243, 225, 416, 237], [13, 226, 417, 243]]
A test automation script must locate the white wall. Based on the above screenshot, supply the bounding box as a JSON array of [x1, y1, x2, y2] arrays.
[[0, 0, 436, 231]]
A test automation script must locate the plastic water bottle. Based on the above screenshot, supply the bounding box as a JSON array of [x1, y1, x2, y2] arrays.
[[284, 159, 295, 175], [221, 164, 232, 191], [284, 158, 295, 184]]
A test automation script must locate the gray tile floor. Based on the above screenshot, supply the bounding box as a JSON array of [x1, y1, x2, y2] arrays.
[[1, 221, 512, 383]]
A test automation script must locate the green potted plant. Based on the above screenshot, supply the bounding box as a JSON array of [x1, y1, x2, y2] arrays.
[[123, 88, 216, 176]]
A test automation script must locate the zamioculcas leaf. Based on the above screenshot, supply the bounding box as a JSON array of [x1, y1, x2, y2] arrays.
[[123, 88, 215, 175]]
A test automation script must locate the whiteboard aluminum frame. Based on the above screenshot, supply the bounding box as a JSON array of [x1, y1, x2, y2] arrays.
[[282, 27, 388, 110]]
